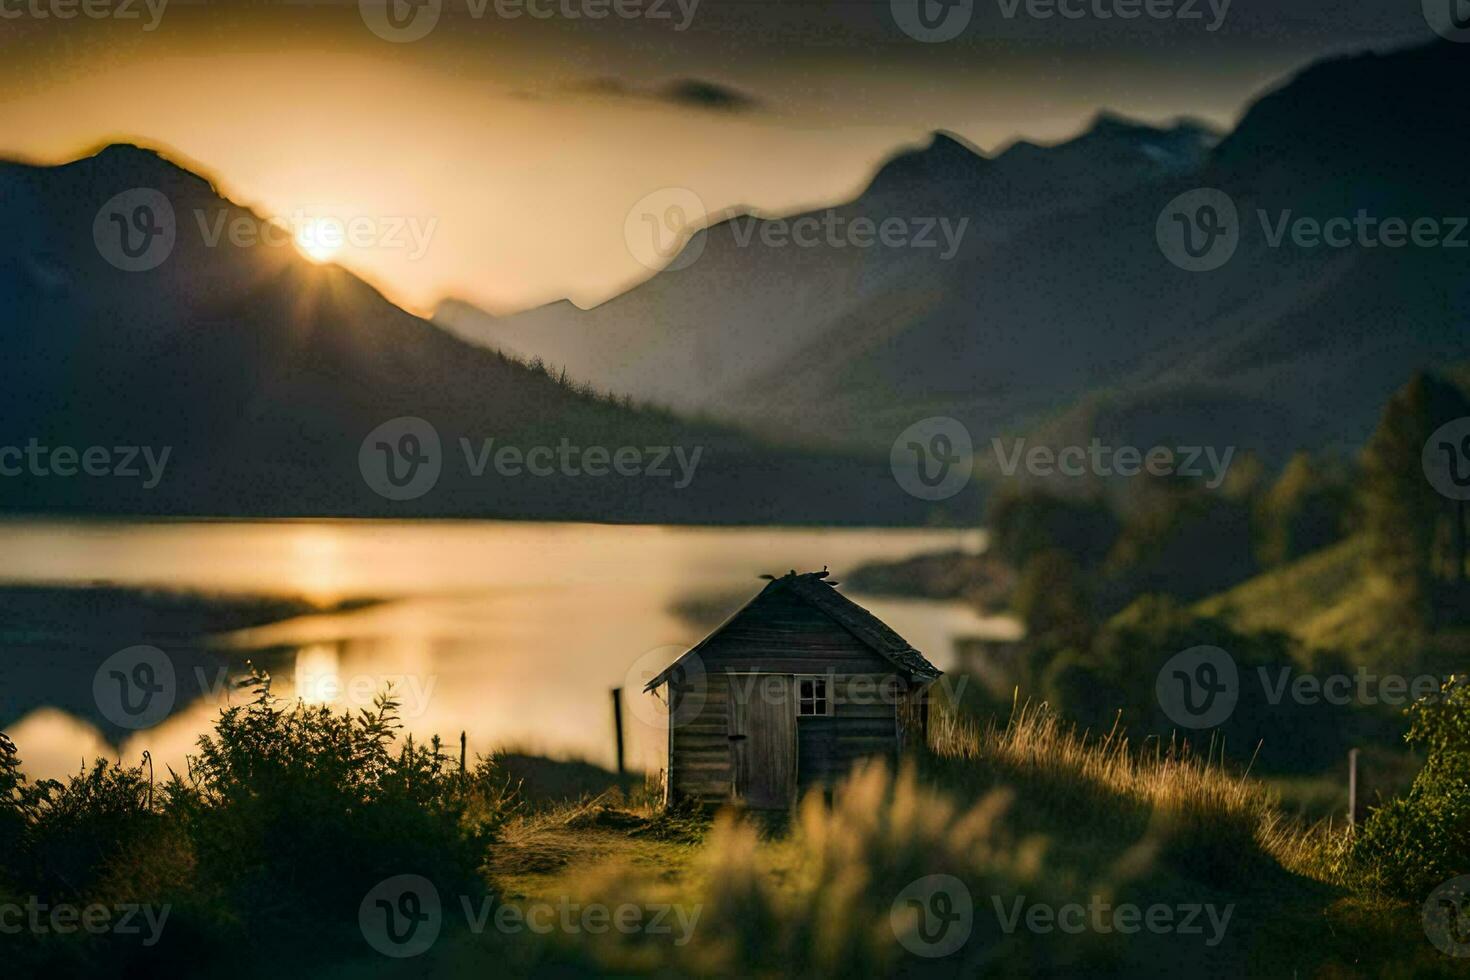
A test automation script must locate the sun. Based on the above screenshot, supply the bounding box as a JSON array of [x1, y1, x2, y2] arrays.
[[295, 217, 343, 263]]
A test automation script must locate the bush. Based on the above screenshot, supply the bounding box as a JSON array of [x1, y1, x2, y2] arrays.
[[163, 672, 516, 947], [1343, 675, 1470, 898], [0, 673, 518, 974], [8, 758, 164, 901], [0, 733, 30, 854], [0, 737, 186, 975]]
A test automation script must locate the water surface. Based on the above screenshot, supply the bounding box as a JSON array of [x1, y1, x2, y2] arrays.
[[0, 520, 1014, 782]]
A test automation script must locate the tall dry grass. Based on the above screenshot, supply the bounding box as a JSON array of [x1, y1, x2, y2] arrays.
[[928, 700, 1335, 883], [522, 701, 1348, 976], [568, 760, 1045, 977]]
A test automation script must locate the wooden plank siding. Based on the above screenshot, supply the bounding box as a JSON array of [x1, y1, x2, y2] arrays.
[[694, 590, 896, 675], [669, 671, 733, 803], [670, 670, 904, 804], [796, 673, 899, 791], [663, 585, 930, 807]]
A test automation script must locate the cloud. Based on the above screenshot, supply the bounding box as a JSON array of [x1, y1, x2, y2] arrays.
[[515, 77, 764, 114], [657, 79, 762, 112]]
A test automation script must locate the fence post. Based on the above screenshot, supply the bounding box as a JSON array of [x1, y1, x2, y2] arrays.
[[1348, 748, 1360, 828], [460, 731, 467, 774], [611, 687, 626, 776]]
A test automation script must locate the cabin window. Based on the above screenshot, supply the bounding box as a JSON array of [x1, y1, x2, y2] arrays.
[[797, 677, 830, 716]]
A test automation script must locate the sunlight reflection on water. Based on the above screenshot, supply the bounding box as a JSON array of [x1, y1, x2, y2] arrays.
[[0, 520, 1014, 782]]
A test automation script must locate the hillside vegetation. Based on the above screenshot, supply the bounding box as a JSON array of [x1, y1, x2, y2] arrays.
[[6, 687, 1464, 978]]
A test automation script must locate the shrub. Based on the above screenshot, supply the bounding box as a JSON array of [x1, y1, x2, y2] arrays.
[[0, 735, 185, 975], [1343, 675, 1470, 898], [163, 672, 516, 948], [0, 733, 30, 856], [9, 758, 163, 901], [0, 673, 518, 974]]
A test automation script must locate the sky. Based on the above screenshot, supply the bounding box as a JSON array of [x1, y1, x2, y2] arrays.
[[0, 0, 1436, 315]]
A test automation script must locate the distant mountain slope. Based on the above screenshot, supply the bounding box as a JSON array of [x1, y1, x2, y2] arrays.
[[0, 146, 965, 523], [440, 41, 1470, 464], [1193, 536, 1386, 654], [436, 114, 1217, 421]]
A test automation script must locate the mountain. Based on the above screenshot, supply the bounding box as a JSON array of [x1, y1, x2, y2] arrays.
[[435, 114, 1217, 427], [438, 41, 1470, 467], [0, 146, 969, 523], [1008, 39, 1470, 466]]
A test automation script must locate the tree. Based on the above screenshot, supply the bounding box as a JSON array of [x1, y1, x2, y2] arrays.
[[1102, 480, 1257, 606], [1358, 372, 1470, 626], [1012, 549, 1093, 649], [1255, 452, 1351, 568], [986, 489, 1120, 571]]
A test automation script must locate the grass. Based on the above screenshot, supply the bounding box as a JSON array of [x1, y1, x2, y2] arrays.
[[1193, 535, 1470, 675], [1194, 536, 1401, 657], [919, 704, 1464, 977], [416, 702, 1455, 978], [488, 792, 705, 904], [5, 688, 1460, 977], [928, 702, 1311, 880]]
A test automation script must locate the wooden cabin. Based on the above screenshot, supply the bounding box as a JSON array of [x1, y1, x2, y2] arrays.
[[643, 569, 942, 809]]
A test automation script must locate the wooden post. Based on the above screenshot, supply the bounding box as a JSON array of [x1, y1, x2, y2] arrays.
[[460, 731, 467, 773], [611, 687, 626, 776], [1348, 748, 1360, 828]]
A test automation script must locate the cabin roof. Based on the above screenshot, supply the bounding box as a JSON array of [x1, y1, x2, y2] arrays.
[[642, 570, 942, 692]]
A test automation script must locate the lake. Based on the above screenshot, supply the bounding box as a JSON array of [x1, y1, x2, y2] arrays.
[[0, 520, 1016, 782]]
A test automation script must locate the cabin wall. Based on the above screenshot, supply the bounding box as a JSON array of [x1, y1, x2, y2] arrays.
[[665, 590, 924, 806], [795, 673, 899, 791], [668, 670, 908, 805], [668, 671, 734, 805]]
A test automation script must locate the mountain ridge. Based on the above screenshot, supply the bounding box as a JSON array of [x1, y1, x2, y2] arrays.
[[435, 111, 1217, 416], [0, 145, 968, 523], [438, 39, 1470, 466]]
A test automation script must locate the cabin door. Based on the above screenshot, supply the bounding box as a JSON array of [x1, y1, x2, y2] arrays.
[[730, 674, 797, 808]]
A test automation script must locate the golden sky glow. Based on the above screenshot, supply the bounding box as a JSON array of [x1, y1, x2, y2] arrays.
[[0, 5, 1374, 317]]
